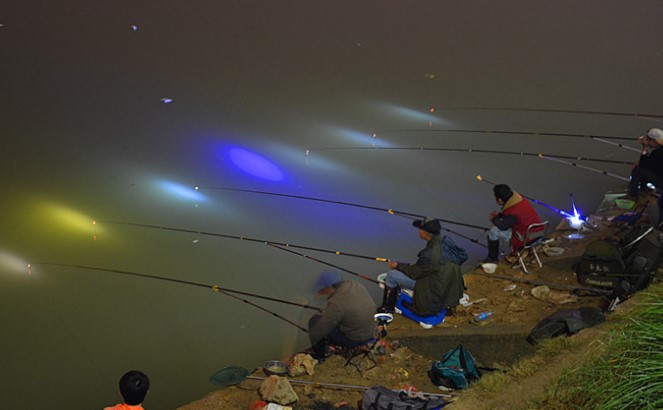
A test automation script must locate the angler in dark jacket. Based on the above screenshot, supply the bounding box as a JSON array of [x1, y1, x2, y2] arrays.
[[628, 128, 663, 227], [377, 217, 465, 316]]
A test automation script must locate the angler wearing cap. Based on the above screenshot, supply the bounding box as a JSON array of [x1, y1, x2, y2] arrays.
[[484, 184, 542, 263], [307, 269, 376, 361], [377, 217, 465, 316], [629, 128, 663, 226]]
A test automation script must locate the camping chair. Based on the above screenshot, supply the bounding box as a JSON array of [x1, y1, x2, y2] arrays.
[[342, 313, 392, 372], [513, 220, 550, 274]]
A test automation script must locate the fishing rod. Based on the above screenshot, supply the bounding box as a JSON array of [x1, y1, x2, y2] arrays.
[[592, 137, 641, 153], [102, 220, 393, 263], [537, 154, 630, 182], [268, 243, 380, 284], [307, 147, 631, 166], [199, 186, 488, 231], [472, 271, 612, 296], [369, 128, 639, 141], [211, 366, 452, 398], [243, 375, 452, 399], [33, 262, 319, 331], [434, 107, 663, 122], [476, 175, 575, 219]]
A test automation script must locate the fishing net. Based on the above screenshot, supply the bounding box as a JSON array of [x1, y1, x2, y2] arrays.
[[209, 366, 250, 386]]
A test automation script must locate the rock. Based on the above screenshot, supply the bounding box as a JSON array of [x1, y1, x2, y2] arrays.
[[259, 375, 298, 405], [531, 285, 578, 305], [288, 353, 317, 377]]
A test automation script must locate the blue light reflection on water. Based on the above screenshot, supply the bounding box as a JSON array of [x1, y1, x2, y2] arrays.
[[158, 180, 207, 202], [228, 147, 285, 181]]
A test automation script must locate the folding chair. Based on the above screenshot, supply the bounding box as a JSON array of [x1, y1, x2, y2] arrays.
[[342, 313, 392, 372], [513, 220, 549, 274]]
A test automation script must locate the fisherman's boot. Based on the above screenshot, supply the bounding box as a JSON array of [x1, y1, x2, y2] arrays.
[[377, 287, 398, 314], [483, 240, 500, 263], [310, 338, 330, 362]]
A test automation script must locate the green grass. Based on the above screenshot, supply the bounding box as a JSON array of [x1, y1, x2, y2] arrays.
[[535, 284, 663, 409]]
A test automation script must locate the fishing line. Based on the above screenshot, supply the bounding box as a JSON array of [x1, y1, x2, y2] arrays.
[[307, 147, 631, 166], [268, 243, 381, 284], [433, 107, 663, 122], [476, 175, 575, 219], [199, 186, 488, 231], [101, 221, 393, 263], [33, 262, 318, 331]]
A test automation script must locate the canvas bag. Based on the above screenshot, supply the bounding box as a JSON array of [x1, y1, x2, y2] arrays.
[[428, 344, 481, 390], [361, 386, 448, 410], [441, 235, 468, 265]]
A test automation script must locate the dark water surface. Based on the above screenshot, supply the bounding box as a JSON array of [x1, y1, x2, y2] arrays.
[[1, 1, 661, 408]]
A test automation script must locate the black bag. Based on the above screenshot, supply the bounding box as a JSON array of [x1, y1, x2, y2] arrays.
[[526, 307, 605, 344], [428, 345, 481, 390], [621, 229, 663, 292], [575, 240, 625, 289], [361, 386, 448, 410]]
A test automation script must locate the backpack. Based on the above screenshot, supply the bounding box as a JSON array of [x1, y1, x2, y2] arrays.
[[428, 345, 481, 390], [361, 386, 448, 410], [575, 239, 625, 289], [575, 229, 663, 294], [441, 235, 468, 265]]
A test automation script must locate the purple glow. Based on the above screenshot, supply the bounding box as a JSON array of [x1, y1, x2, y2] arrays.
[[228, 148, 284, 181], [567, 195, 584, 228]]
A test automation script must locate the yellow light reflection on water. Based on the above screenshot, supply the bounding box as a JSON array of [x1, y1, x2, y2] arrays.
[[40, 203, 103, 235]]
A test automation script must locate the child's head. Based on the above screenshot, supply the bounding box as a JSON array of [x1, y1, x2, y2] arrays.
[[119, 370, 150, 405]]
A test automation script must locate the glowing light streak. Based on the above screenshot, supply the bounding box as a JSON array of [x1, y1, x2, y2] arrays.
[[335, 128, 394, 148]]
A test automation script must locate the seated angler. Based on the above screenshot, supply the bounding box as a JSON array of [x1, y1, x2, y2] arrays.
[[377, 217, 465, 317], [307, 269, 377, 361], [484, 184, 542, 263]]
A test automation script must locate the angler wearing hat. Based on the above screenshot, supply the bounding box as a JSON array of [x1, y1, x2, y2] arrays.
[[377, 217, 465, 316], [484, 184, 542, 263], [307, 269, 376, 361]]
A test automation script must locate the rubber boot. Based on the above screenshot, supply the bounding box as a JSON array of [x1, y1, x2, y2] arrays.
[[311, 338, 330, 362], [377, 287, 398, 314], [483, 240, 500, 263]]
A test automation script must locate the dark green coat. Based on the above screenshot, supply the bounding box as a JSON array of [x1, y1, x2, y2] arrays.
[[396, 235, 465, 316]]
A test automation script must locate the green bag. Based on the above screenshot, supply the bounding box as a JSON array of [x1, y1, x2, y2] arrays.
[[428, 344, 481, 390]]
